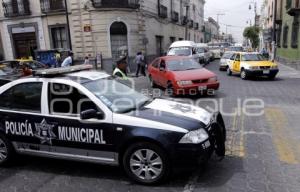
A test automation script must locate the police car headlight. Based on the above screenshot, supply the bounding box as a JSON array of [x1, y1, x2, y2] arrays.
[[177, 80, 193, 86], [179, 129, 209, 144]]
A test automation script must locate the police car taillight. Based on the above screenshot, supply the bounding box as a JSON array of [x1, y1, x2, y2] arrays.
[[32, 65, 93, 77]]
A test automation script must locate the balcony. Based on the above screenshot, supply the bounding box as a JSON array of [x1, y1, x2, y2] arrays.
[[189, 20, 194, 28], [92, 0, 140, 9], [286, 0, 300, 16], [171, 11, 179, 22], [2, 0, 31, 17], [158, 4, 167, 18], [194, 22, 199, 30], [41, 0, 66, 13]]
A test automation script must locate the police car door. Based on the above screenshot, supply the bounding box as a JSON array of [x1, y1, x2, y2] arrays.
[[45, 81, 116, 164]]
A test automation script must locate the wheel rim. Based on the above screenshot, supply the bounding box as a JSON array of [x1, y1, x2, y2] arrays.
[[0, 138, 8, 163], [167, 83, 174, 95], [130, 149, 163, 181], [241, 71, 246, 79]]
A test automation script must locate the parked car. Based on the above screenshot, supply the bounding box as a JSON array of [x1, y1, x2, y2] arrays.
[[167, 41, 201, 64], [196, 43, 210, 65], [0, 59, 46, 86], [219, 51, 234, 71], [148, 56, 220, 96], [227, 52, 279, 80], [0, 65, 226, 185]]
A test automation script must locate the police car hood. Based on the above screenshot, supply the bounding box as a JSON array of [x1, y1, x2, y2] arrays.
[[114, 99, 212, 133]]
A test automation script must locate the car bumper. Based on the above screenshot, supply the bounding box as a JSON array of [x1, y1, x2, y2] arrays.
[[170, 113, 226, 167], [245, 69, 279, 77], [174, 82, 220, 95], [219, 65, 228, 70]]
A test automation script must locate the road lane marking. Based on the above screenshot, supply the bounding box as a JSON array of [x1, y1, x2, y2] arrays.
[[265, 108, 299, 164], [239, 112, 245, 157]]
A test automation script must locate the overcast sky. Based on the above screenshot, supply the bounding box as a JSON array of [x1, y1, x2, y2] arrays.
[[204, 0, 263, 43]]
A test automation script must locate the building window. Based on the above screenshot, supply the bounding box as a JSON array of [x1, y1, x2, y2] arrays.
[[282, 25, 289, 48], [291, 16, 299, 48], [276, 24, 282, 48], [170, 36, 176, 43], [156, 36, 164, 56], [50, 26, 68, 49]]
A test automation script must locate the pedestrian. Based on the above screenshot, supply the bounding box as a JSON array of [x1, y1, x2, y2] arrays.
[[135, 52, 146, 77], [113, 56, 128, 80], [84, 56, 90, 65], [55, 51, 61, 68], [61, 52, 73, 67]]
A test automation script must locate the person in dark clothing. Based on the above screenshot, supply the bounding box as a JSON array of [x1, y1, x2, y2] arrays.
[[135, 52, 146, 77]]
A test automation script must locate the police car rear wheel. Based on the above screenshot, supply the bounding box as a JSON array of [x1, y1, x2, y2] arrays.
[[0, 134, 14, 166], [123, 142, 170, 185]]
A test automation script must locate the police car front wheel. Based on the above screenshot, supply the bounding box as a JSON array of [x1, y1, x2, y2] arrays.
[[123, 142, 170, 185], [0, 133, 14, 166]]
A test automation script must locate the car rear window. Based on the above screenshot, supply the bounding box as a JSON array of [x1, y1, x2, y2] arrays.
[[168, 47, 192, 56]]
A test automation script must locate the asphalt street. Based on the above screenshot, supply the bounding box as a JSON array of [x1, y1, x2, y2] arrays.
[[1, 60, 300, 192]]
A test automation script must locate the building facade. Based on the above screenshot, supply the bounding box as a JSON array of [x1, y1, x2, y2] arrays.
[[204, 17, 220, 43], [0, 0, 206, 72], [276, 0, 300, 69]]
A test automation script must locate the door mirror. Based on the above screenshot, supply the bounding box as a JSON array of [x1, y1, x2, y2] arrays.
[[80, 109, 104, 120]]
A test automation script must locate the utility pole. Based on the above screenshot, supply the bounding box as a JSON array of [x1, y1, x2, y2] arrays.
[[272, 0, 278, 61], [64, 0, 72, 50]]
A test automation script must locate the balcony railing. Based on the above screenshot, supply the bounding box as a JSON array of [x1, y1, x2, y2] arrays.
[[92, 0, 140, 9], [41, 0, 66, 13], [2, 0, 31, 17], [158, 4, 167, 18], [286, 0, 300, 16], [181, 16, 188, 25], [171, 11, 179, 22]]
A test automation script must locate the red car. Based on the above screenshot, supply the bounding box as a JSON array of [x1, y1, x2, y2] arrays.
[[148, 56, 219, 95]]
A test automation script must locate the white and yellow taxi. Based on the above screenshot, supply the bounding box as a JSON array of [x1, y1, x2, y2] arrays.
[[227, 52, 279, 80]]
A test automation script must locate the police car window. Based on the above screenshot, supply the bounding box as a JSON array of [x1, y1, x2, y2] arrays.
[[83, 79, 150, 113], [48, 83, 99, 117], [0, 82, 42, 112]]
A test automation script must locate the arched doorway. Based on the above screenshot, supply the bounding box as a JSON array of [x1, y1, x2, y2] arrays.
[[110, 22, 128, 62]]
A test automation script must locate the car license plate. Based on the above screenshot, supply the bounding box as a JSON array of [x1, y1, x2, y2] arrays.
[[198, 85, 207, 90], [263, 70, 270, 74]]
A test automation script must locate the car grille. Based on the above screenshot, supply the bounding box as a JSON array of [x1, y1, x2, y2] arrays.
[[192, 79, 208, 84], [260, 66, 270, 70]]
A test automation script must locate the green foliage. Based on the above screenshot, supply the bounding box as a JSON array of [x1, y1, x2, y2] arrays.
[[243, 26, 260, 48]]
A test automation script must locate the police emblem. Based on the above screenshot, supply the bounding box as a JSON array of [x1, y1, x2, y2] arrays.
[[34, 119, 56, 145]]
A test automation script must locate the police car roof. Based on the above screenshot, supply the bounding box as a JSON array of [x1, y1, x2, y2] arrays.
[[32, 65, 111, 81]]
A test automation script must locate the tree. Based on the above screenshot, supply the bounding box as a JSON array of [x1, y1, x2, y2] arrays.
[[243, 26, 260, 49]]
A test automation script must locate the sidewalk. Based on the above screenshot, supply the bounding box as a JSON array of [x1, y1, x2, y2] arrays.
[[276, 62, 300, 79]]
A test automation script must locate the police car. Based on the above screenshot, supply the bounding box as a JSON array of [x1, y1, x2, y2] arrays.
[[0, 65, 226, 184]]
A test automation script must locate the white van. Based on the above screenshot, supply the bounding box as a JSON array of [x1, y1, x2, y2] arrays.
[[167, 41, 200, 63]]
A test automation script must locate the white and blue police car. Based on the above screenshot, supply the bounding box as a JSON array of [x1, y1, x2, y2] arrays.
[[0, 65, 226, 184]]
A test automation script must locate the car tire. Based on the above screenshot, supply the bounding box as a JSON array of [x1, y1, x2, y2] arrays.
[[268, 74, 276, 80], [241, 69, 248, 80], [0, 133, 15, 166], [149, 76, 157, 88], [123, 142, 171, 185], [166, 82, 175, 96], [226, 67, 232, 76]]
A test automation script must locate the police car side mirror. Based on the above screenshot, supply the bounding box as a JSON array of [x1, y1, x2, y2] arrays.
[[80, 109, 104, 120]]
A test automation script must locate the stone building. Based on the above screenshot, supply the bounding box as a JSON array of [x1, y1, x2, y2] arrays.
[[204, 17, 220, 43], [0, 0, 206, 72]]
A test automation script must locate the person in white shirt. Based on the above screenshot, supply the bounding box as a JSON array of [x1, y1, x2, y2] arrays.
[[61, 52, 73, 67]]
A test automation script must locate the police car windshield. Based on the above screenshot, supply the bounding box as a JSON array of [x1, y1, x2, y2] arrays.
[[83, 79, 150, 113]]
